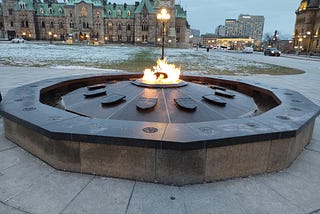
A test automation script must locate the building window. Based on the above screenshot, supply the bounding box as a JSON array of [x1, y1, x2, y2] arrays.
[[21, 21, 25, 27], [26, 21, 28, 28], [49, 8, 53, 14], [142, 22, 148, 31], [176, 27, 180, 33], [127, 24, 131, 31], [96, 11, 100, 18], [83, 22, 86, 28], [19, 3, 26, 9], [127, 10, 130, 17], [10, 21, 14, 27], [70, 12, 73, 17], [107, 10, 111, 16], [50, 21, 54, 28], [59, 22, 63, 28], [81, 7, 87, 17], [40, 8, 44, 14], [58, 8, 63, 15], [69, 21, 74, 28], [117, 9, 122, 16], [118, 23, 122, 31], [96, 22, 101, 29], [41, 21, 45, 28], [9, 8, 13, 15], [108, 21, 113, 30]]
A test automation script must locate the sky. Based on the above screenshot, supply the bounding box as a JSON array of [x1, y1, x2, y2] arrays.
[[113, 0, 301, 38], [0, 0, 301, 38]]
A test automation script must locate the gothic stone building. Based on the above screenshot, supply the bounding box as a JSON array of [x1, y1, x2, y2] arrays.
[[0, 0, 190, 47], [292, 0, 320, 53]]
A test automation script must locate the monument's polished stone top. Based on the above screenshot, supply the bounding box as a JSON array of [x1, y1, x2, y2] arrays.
[[0, 73, 319, 150]]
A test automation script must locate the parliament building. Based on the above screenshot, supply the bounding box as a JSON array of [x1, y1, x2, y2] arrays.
[[0, 0, 190, 47], [292, 0, 320, 53]]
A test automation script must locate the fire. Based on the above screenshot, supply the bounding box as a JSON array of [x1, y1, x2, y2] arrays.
[[142, 58, 181, 84]]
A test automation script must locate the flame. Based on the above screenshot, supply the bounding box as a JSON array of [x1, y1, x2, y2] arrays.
[[142, 58, 181, 84]]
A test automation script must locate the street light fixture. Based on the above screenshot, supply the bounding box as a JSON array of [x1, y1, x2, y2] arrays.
[[157, 8, 170, 60], [48, 31, 52, 44]]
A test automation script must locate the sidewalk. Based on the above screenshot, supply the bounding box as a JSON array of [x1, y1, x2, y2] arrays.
[[0, 54, 320, 213]]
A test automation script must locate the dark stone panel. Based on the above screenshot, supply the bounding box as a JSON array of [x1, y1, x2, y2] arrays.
[[156, 149, 205, 185]]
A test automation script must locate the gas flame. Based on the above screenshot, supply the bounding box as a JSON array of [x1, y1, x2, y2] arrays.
[[142, 58, 181, 84]]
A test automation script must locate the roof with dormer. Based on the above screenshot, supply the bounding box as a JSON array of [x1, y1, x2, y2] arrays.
[[104, 3, 136, 18], [66, 0, 102, 7], [36, 3, 65, 16], [13, 0, 35, 11], [135, 0, 154, 14]]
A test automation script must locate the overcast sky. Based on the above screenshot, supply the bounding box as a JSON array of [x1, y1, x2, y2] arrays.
[[0, 0, 301, 37], [114, 0, 301, 38]]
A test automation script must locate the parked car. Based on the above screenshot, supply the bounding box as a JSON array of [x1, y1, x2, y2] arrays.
[[242, 47, 254, 53], [264, 48, 281, 56], [11, 38, 24, 43]]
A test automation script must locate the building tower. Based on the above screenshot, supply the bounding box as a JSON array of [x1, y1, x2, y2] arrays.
[[292, 0, 320, 53]]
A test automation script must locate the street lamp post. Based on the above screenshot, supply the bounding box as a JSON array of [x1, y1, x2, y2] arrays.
[[48, 31, 52, 44], [157, 8, 170, 60], [306, 31, 312, 55]]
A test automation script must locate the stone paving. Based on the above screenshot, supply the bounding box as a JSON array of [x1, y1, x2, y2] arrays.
[[0, 53, 320, 214]]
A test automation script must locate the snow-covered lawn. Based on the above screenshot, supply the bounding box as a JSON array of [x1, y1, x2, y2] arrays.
[[0, 43, 303, 75]]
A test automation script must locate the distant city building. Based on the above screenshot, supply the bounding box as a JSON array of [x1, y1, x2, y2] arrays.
[[0, 0, 190, 47], [292, 0, 320, 53], [201, 33, 254, 50], [215, 24, 226, 37], [219, 14, 264, 47], [190, 29, 200, 37], [225, 19, 237, 38]]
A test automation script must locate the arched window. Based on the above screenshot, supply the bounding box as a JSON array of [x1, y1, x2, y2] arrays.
[[127, 24, 131, 31], [127, 10, 131, 17], [108, 21, 113, 30], [41, 21, 45, 28], [107, 10, 111, 16], [81, 7, 87, 17], [96, 11, 100, 18], [58, 8, 63, 15], [49, 7, 53, 14], [50, 21, 54, 28], [19, 2, 26, 9], [142, 21, 148, 31], [40, 8, 44, 14], [117, 9, 121, 16]]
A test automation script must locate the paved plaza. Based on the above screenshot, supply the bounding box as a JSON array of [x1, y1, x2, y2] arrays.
[[0, 52, 320, 214]]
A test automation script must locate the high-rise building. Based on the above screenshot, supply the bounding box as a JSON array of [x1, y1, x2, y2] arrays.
[[222, 14, 264, 45], [237, 14, 264, 42], [0, 0, 190, 47], [292, 0, 320, 53], [215, 24, 226, 37]]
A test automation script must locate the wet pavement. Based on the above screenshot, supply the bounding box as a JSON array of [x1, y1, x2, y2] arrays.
[[0, 52, 320, 214]]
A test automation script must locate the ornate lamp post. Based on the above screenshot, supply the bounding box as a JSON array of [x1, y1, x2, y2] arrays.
[[48, 31, 52, 44], [157, 8, 170, 60]]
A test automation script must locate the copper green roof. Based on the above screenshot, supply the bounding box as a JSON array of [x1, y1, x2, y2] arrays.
[[14, 0, 35, 11], [175, 5, 186, 18], [66, 0, 102, 7], [36, 3, 65, 17], [104, 4, 135, 19], [135, 0, 154, 14]]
